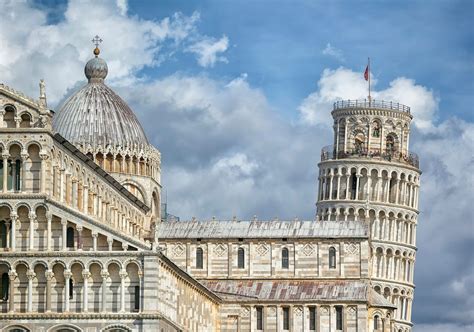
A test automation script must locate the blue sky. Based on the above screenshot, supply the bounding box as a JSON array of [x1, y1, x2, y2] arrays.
[[127, 0, 473, 122], [1, 0, 473, 329]]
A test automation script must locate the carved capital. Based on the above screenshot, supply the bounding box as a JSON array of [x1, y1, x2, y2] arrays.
[[8, 270, 17, 281], [82, 271, 91, 280], [100, 270, 109, 280], [119, 270, 128, 280], [45, 270, 54, 281], [64, 270, 72, 279], [26, 270, 36, 280]]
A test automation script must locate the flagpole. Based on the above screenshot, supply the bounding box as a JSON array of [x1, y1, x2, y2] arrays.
[[368, 57, 371, 104]]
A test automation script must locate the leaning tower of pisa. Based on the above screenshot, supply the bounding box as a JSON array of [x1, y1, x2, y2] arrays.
[[316, 99, 421, 331]]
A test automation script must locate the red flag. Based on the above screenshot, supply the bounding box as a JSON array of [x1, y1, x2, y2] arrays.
[[364, 65, 369, 81]]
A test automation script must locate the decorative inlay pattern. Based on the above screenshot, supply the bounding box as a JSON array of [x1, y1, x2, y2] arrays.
[[214, 244, 227, 257], [302, 243, 315, 256], [173, 244, 185, 257], [345, 243, 359, 255], [256, 244, 268, 256]]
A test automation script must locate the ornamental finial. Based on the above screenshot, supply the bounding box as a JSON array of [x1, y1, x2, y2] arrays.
[[92, 35, 103, 57]]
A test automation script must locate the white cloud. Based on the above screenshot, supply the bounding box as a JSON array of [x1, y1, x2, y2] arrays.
[[213, 153, 259, 177], [415, 323, 474, 332], [187, 35, 229, 67], [116, 0, 128, 15], [119, 73, 328, 219], [322, 43, 345, 62], [0, 1, 212, 106], [298, 67, 438, 131]]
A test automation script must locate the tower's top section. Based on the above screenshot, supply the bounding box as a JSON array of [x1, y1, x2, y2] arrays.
[[333, 99, 411, 114], [322, 98, 419, 168]]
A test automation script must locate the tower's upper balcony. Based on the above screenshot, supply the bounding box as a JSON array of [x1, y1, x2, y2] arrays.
[[333, 99, 411, 114], [321, 144, 419, 168]]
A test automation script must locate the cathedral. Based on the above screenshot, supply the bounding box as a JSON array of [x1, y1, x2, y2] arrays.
[[0, 43, 420, 332]]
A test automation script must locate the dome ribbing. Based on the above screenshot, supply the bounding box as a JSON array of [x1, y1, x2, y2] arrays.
[[53, 49, 149, 151]]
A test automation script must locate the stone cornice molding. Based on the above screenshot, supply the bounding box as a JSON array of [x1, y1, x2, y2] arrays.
[[319, 158, 421, 173], [332, 108, 413, 121], [0, 312, 165, 320]]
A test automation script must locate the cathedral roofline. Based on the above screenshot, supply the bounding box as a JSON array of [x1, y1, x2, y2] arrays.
[[158, 219, 368, 239]]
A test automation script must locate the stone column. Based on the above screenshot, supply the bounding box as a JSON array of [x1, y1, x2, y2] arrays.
[[394, 177, 400, 204], [21, 153, 28, 192], [82, 270, 91, 312], [59, 168, 65, 202], [367, 175, 372, 201], [376, 176, 383, 202], [61, 219, 67, 250], [45, 270, 54, 312], [101, 270, 109, 312], [27, 269, 36, 312], [76, 226, 83, 251], [2, 154, 9, 192], [336, 174, 341, 200], [29, 212, 36, 251], [8, 270, 17, 312], [83, 185, 89, 214], [46, 213, 52, 251], [345, 175, 350, 200], [119, 270, 128, 312], [72, 178, 78, 209], [328, 171, 334, 200], [107, 237, 113, 251], [39, 154, 48, 193], [98, 195, 102, 219], [64, 270, 72, 312], [321, 176, 327, 200], [92, 232, 98, 251], [355, 174, 361, 200], [10, 214, 17, 251]]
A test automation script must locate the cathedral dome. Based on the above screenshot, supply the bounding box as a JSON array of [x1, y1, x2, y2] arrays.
[[53, 48, 148, 151]]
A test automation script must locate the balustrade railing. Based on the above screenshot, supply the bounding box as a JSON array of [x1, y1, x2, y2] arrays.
[[321, 145, 419, 168], [333, 99, 411, 113]]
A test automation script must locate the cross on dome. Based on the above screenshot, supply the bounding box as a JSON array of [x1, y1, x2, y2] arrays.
[[92, 35, 103, 57]]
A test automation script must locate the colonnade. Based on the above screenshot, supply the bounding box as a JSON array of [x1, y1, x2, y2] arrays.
[[0, 260, 140, 314], [372, 248, 415, 283], [51, 165, 144, 239], [89, 151, 159, 180], [1, 142, 47, 193], [318, 166, 420, 210]]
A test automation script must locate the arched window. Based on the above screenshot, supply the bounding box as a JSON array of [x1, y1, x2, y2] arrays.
[[335, 306, 343, 330], [374, 315, 380, 329], [5, 327, 30, 332], [134, 285, 140, 311], [69, 279, 74, 299], [7, 159, 22, 191], [386, 135, 395, 153], [282, 247, 289, 269], [329, 247, 336, 269], [0, 221, 7, 248], [237, 247, 245, 269], [1, 272, 9, 300], [14, 160, 21, 191], [196, 247, 203, 269], [66, 227, 74, 248]]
